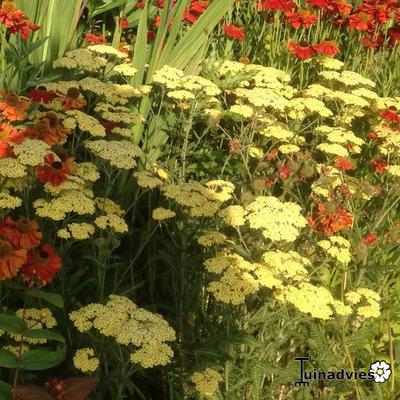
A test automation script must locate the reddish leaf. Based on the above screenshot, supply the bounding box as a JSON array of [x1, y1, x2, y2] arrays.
[[62, 377, 99, 400], [14, 385, 52, 400]]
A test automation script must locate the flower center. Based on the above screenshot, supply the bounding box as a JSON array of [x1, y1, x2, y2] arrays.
[[5, 93, 19, 107], [45, 113, 58, 128], [39, 250, 49, 260], [51, 161, 63, 170], [0, 239, 13, 259], [66, 87, 80, 99], [35, 119, 50, 134], [16, 218, 33, 233], [1, 1, 17, 12]]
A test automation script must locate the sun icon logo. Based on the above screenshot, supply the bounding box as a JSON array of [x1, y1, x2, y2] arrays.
[[369, 360, 391, 383]]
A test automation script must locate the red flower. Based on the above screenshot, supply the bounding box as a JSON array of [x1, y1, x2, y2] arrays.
[[362, 33, 385, 50], [363, 232, 378, 245], [348, 11, 374, 31], [381, 106, 400, 123], [0, 122, 23, 158], [369, 131, 380, 142], [278, 162, 292, 180], [135, 1, 145, 8], [21, 244, 62, 284], [313, 39, 340, 57], [266, 148, 279, 161], [35, 153, 72, 187], [334, 156, 353, 171], [27, 86, 55, 104], [154, 0, 165, 8], [388, 24, 400, 47], [288, 40, 316, 59], [119, 17, 129, 29], [307, 0, 329, 8], [85, 33, 106, 44], [286, 9, 318, 29], [223, 24, 245, 41], [183, 0, 209, 23], [0, 217, 42, 251], [262, 0, 295, 12], [371, 158, 387, 174]]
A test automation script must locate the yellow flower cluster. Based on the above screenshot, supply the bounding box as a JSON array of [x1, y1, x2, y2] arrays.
[[65, 110, 106, 137], [219, 205, 246, 227], [53, 48, 107, 72], [152, 207, 176, 221], [161, 182, 224, 217], [345, 288, 380, 319], [0, 157, 26, 178], [11, 308, 57, 345], [85, 140, 143, 170], [197, 231, 226, 247], [318, 236, 352, 265], [134, 171, 164, 189], [94, 102, 143, 124], [245, 196, 307, 242], [70, 295, 176, 368], [75, 162, 100, 182], [87, 44, 128, 59], [57, 223, 95, 240], [191, 368, 223, 396], [12, 138, 52, 166], [95, 214, 128, 233], [73, 348, 100, 373], [0, 191, 21, 209]]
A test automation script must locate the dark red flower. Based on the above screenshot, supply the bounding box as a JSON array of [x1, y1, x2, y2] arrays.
[[307, 0, 329, 8], [27, 86, 55, 104], [288, 40, 316, 59], [371, 158, 387, 174], [223, 24, 245, 41], [278, 162, 292, 180]]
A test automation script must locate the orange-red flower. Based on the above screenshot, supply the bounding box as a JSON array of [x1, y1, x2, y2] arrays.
[[363, 232, 378, 245], [0, 89, 30, 121], [348, 11, 374, 31], [0, 217, 42, 251], [25, 113, 71, 146], [183, 0, 209, 23], [35, 153, 73, 187], [58, 87, 87, 111], [0, 238, 27, 280], [334, 156, 353, 171], [21, 244, 62, 284], [0, 122, 24, 158], [308, 203, 353, 235], [262, 0, 295, 12], [85, 33, 106, 44], [0, 0, 39, 40], [288, 40, 316, 59], [285, 9, 318, 29], [313, 39, 340, 57], [223, 24, 245, 41], [119, 16, 129, 29]]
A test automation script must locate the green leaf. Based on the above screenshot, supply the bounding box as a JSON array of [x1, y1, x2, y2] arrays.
[[0, 349, 18, 369], [0, 381, 12, 399], [22, 329, 65, 343], [18, 350, 65, 371], [0, 314, 26, 334], [26, 290, 64, 308]]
